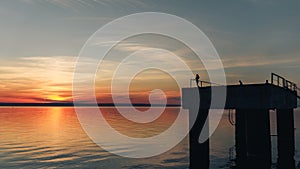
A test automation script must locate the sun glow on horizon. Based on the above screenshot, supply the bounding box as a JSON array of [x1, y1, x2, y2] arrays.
[[47, 95, 71, 102]]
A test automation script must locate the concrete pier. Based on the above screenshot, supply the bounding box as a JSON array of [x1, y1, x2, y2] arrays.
[[182, 82, 298, 169]]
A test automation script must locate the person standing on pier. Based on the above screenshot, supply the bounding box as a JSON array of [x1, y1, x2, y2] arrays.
[[195, 74, 200, 87]]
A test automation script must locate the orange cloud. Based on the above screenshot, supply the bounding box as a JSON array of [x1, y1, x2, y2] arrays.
[[0, 56, 182, 104], [0, 56, 75, 103]]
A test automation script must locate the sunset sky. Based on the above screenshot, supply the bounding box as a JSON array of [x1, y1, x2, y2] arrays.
[[0, 0, 299, 103]]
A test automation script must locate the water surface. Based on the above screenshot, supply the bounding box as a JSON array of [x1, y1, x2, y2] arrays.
[[0, 107, 299, 168]]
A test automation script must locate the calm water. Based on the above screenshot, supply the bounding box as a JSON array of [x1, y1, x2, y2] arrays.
[[0, 107, 299, 169]]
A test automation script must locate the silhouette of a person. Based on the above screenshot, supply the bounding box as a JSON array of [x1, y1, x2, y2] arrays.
[[239, 80, 243, 85], [195, 74, 200, 87]]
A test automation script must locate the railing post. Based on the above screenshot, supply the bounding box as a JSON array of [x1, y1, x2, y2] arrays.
[[271, 73, 274, 84]]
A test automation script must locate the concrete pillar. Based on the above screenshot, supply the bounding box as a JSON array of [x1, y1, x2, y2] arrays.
[[235, 109, 271, 169], [189, 109, 209, 169], [235, 109, 247, 168], [276, 109, 295, 169]]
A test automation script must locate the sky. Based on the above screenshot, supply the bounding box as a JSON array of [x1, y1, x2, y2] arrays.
[[0, 0, 299, 103]]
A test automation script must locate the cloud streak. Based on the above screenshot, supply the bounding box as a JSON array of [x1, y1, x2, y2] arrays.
[[21, 0, 149, 10]]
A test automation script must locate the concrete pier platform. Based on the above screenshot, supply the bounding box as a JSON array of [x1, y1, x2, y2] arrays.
[[182, 83, 298, 169]]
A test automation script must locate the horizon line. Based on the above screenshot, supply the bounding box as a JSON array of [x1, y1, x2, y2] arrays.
[[0, 102, 181, 107]]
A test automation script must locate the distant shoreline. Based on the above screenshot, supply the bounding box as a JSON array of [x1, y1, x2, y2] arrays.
[[0, 103, 181, 107]]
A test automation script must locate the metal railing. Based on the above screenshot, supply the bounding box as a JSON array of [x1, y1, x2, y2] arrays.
[[189, 79, 221, 88], [189, 73, 300, 99], [271, 72, 300, 98]]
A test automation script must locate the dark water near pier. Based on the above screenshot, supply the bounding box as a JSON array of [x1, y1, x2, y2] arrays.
[[0, 107, 299, 169]]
